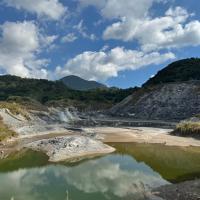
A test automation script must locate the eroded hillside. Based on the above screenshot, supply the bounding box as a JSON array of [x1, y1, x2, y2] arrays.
[[110, 81, 200, 120]]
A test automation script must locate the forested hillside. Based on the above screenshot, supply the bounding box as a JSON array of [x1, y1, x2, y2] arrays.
[[0, 75, 136, 110], [144, 58, 200, 87]]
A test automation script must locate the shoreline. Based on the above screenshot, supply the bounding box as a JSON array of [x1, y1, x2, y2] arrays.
[[83, 126, 200, 147], [1, 126, 200, 161]]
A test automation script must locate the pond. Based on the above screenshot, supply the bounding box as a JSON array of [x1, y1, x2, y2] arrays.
[[0, 143, 199, 200]]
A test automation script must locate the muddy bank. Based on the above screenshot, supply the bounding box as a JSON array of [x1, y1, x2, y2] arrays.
[[1, 126, 200, 162], [153, 179, 200, 200]]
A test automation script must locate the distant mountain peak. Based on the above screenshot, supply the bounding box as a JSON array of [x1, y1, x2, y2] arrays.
[[60, 75, 107, 91]]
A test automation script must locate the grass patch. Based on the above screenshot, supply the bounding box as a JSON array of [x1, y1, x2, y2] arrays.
[[173, 121, 200, 137], [0, 116, 17, 141], [0, 101, 30, 119]]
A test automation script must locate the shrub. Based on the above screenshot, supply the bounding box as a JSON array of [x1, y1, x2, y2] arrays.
[[173, 121, 200, 136]]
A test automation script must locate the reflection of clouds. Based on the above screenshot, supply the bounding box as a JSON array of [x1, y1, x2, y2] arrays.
[[0, 155, 167, 200], [64, 157, 167, 198]]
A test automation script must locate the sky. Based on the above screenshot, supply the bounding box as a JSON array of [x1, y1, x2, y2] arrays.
[[0, 0, 200, 88]]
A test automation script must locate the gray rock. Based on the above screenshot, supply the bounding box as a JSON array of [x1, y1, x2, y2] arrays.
[[110, 81, 200, 120]]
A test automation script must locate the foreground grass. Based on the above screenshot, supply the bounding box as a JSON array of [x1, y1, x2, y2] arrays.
[[173, 121, 200, 137], [0, 116, 17, 141]]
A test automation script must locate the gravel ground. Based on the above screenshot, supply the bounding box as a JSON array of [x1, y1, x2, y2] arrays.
[[153, 180, 200, 200]]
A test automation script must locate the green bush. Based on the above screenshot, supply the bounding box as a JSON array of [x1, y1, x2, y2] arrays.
[[0, 75, 136, 110]]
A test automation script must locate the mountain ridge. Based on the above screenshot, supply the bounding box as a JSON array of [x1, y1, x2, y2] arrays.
[[60, 75, 107, 91], [143, 58, 200, 87]]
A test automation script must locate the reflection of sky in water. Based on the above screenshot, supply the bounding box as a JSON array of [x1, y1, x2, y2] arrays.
[[0, 154, 167, 200]]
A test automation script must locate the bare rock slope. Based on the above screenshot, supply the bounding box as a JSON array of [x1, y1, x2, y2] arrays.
[[110, 81, 200, 120]]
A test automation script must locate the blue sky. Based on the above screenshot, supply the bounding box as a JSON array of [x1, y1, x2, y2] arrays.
[[0, 0, 200, 88]]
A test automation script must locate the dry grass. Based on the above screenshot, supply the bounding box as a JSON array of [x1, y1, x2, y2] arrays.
[[173, 121, 200, 136], [0, 117, 17, 141], [0, 102, 30, 120]]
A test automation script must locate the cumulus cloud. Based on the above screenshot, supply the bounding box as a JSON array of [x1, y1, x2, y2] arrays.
[[79, 1, 200, 51], [55, 47, 175, 81], [103, 7, 200, 51], [4, 0, 67, 20], [79, 0, 159, 19], [0, 21, 55, 78]]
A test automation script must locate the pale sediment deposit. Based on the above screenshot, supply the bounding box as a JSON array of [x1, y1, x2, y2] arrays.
[[83, 127, 200, 147], [26, 135, 115, 162]]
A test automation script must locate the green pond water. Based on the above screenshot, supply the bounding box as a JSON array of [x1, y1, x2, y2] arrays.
[[0, 143, 200, 200]]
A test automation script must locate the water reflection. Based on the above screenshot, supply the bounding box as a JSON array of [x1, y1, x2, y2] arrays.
[[0, 143, 200, 200], [0, 154, 167, 200], [110, 143, 200, 182]]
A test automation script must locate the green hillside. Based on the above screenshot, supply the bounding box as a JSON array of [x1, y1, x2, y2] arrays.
[[61, 75, 107, 91], [0, 75, 136, 110], [144, 58, 200, 87]]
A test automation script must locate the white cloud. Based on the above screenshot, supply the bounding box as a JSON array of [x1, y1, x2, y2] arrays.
[[0, 21, 55, 78], [61, 33, 77, 43], [101, 45, 110, 51], [79, 0, 158, 19], [103, 7, 200, 51], [79, 1, 200, 51], [4, 0, 67, 20], [55, 47, 175, 81], [73, 20, 97, 40]]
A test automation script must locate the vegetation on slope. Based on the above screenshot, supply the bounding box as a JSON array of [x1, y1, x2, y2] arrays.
[[0, 115, 17, 141], [144, 58, 200, 87], [0, 75, 136, 110], [173, 121, 200, 137], [60, 75, 107, 91], [0, 101, 30, 119]]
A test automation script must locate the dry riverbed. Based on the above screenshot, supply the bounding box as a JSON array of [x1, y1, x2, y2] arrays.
[[1, 126, 200, 162], [84, 127, 200, 147]]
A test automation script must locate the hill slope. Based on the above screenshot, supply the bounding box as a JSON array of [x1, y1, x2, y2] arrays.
[[0, 75, 135, 110], [110, 58, 200, 120], [144, 58, 200, 87], [60, 75, 107, 91]]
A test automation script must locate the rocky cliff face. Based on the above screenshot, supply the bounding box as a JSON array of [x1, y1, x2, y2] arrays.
[[110, 81, 200, 120]]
